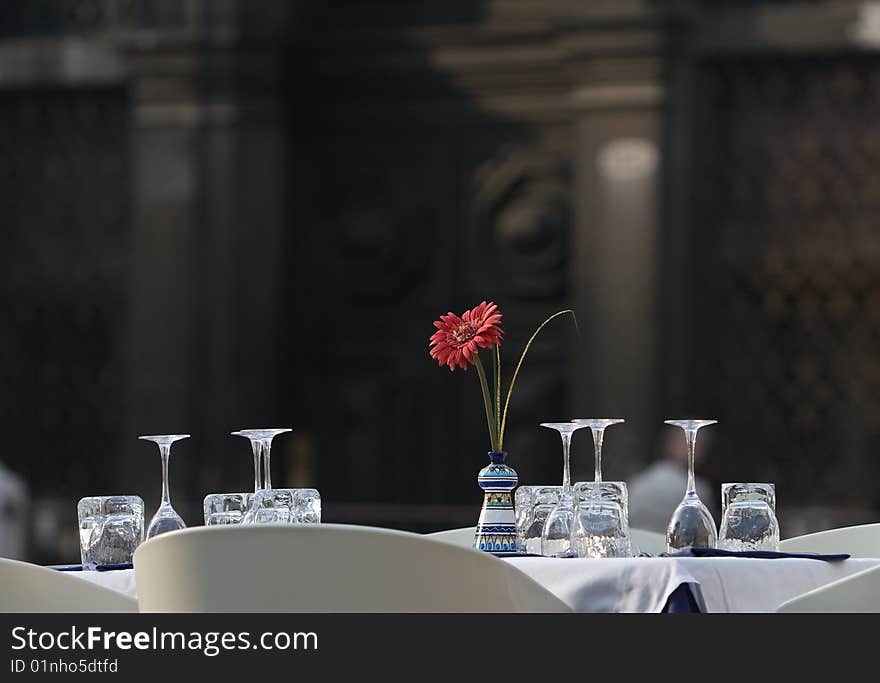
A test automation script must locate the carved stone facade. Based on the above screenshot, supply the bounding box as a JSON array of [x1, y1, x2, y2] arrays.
[[692, 57, 880, 521], [281, 2, 671, 521], [3, 2, 879, 556]]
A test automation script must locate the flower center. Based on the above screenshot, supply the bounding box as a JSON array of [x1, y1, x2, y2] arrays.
[[450, 322, 477, 346]]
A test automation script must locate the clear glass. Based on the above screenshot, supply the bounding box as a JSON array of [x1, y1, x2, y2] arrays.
[[242, 488, 321, 525], [664, 420, 718, 551], [515, 485, 560, 554], [539, 422, 591, 557], [522, 486, 561, 555], [570, 419, 630, 557], [574, 480, 629, 521], [571, 418, 625, 483], [139, 434, 189, 539], [78, 496, 144, 568], [294, 488, 322, 524], [246, 489, 295, 524], [514, 485, 535, 552], [203, 492, 252, 526], [573, 498, 630, 558], [718, 483, 779, 551], [722, 481, 776, 512], [231, 428, 293, 491], [574, 481, 630, 558]]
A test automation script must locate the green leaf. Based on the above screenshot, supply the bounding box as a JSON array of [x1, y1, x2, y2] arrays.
[[474, 354, 499, 451], [498, 309, 578, 450]]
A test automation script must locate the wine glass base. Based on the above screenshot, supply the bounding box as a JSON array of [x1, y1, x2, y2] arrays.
[[541, 540, 576, 558]]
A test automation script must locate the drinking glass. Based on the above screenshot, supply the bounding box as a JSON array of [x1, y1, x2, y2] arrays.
[[572, 496, 631, 558], [515, 485, 561, 554], [294, 488, 322, 523], [571, 419, 630, 557], [718, 483, 779, 551], [244, 488, 322, 525], [573, 481, 631, 558], [539, 422, 591, 557], [664, 419, 718, 551], [139, 434, 189, 538], [78, 496, 144, 568], [203, 493, 252, 525], [247, 489, 296, 524], [231, 428, 293, 491], [514, 486, 536, 553], [574, 480, 629, 520]]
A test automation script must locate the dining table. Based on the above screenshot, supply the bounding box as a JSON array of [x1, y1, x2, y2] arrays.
[[504, 555, 880, 612], [63, 554, 880, 613]]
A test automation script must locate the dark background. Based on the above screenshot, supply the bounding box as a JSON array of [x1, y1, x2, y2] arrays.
[[2, 0, 880, 562]]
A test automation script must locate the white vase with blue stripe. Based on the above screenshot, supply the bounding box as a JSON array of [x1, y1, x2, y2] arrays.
[[474, 451, 518, 555]]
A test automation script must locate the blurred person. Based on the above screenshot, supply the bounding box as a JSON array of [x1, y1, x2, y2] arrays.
[[0, 459, 28, 559], [628, 428, 718, 535]]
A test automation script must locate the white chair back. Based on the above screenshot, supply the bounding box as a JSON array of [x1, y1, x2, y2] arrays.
[[0, 558, 137, 612], [134, 524, 570, 613], [426, 526, 476, 548], [630, 528, 667, 555], [777, 564, 880, 612], [778, 523, 880, 558]]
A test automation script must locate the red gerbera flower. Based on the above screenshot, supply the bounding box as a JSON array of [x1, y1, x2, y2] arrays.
[[429, 301, 504, 371]]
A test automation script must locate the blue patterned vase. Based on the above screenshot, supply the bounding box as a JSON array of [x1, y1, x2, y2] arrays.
[[474, 451, 518, 555]]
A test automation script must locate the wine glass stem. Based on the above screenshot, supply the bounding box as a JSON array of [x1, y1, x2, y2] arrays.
[[685, 428, 697, 495], [561, 432, 572, 496], [252, 441, 262, 492], [593, 428, 604, 483], [262, 440, 272, 490], [159, 444, 171, 505]]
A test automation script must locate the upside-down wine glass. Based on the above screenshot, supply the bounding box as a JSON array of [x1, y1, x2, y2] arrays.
[[231, 428, 293, 492], [664, 419, 718, 551], [232, 428, 292, 524], [571, 419, 629, 557], [139, 434, 190, 538], [539, 422, 591, 557], [573, 419, 625, 484]]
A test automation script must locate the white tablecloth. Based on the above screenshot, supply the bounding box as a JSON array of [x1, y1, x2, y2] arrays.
[[504, 556, 880, 612], [67, 557, 880, 613], [71, 568, 138, 600]]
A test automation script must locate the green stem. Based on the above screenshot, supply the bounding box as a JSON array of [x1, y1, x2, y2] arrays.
[[494, 344, 502, 441], [474, 354, 498, 451], [498, 309, 577, 450]]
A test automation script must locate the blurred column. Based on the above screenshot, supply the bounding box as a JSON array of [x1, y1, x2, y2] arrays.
[[563, 3, 669, 477], [120, 1, 292, 503]]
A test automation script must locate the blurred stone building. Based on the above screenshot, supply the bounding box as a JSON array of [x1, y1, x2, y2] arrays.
[[2, 0, 880, 561]]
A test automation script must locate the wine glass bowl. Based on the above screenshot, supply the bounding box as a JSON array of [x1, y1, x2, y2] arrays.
[[541, 501, 575, 558], [667, 499, 717, 550]]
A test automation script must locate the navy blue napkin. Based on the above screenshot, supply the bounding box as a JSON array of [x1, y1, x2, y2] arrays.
[[49, 562, 133, 572], [494, 552, 543, 558], [666, 547, 849, 561]]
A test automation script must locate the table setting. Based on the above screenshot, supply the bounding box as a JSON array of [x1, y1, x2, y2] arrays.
[[36, 300, 880, 612], [64, 427, 321, 574]]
